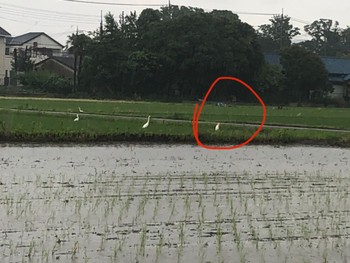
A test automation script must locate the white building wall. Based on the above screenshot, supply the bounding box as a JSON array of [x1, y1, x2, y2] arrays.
[[328, 84, 344, 99], [0, 36, 6, 85]]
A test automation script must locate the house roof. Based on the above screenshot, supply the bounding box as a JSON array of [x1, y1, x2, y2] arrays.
[[52, 56, 75, 69], [321, 57, 350, 75], [264, 52, 350, 75], [35, 55, 75, 70], [263, 52, 281, 66], [6, 32, 64, 48], [0, 27, 11, 37]]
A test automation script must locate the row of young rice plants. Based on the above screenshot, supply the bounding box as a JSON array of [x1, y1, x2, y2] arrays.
[[1, 168, 350, 262]]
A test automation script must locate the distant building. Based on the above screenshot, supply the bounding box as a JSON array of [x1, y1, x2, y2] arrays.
[[35, 55, 75, 80], [0, 28, 64, 86], [264, 53, 350, 101], [0, 27, 12, 85]]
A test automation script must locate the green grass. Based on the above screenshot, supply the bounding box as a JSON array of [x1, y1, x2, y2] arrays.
[[0, 96, 350, 146], [1, 96, 350, 129]]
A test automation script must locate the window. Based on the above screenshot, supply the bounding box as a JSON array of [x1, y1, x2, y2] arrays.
[[5, 48, 9, 55], [33, 42, 38, 48]]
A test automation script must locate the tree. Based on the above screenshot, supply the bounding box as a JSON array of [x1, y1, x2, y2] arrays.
[[80, 7, 264, 100], [302, 19, 341, 56], [257, 15, 300, 52], [12, 47, 34, 72], [280, 45, 331, 102], [257, 64, 284, 103], [339, 27, 350, 56], [66, 32, 92, 91]]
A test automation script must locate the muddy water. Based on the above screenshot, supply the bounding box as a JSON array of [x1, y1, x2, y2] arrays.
[[1, 144, 349, 177], [0, 144, 350, 263]]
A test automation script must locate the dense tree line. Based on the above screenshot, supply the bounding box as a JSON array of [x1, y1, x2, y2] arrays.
[[73, 6, 264, 101], [18, 6, 350, 103]]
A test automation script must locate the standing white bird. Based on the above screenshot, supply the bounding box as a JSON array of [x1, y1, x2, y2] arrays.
[[215, 123, 220, 131], [79, 107, 84, 113], [142, 115, 151, 128], [74, 114, 79, 122]]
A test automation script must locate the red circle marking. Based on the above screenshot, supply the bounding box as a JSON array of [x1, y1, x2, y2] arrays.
[[192, 76, 266, 150]]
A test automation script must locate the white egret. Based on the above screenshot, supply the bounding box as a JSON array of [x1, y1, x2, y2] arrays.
[[74, 114, 79, 122], [215, 123, 220, 131], [142, 115, 151, 128], [79, 107, 84, 113]]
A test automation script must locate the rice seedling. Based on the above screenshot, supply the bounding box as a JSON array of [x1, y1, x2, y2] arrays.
[[155, 231, 164, 263], [139, 225, 147, 257]]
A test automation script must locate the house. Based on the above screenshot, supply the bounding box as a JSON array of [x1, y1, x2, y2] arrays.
[[321, 57, 350, 100], [0, 27, 12, 85], [264, 53, 350, 101], [0, 28, 64, 86], [34, 55, 75, 80]]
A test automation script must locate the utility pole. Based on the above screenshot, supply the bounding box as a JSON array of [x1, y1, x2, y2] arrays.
[[100, 10, 103, 36]]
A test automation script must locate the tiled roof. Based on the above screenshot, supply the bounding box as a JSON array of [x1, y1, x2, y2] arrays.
[[6, 32, 63, 47], [0, 27, 11, 37], [52, 56, 75, 69], [264, 52, 350, 75], [35, 55, 75, 70], [321, 57, 350, 75]]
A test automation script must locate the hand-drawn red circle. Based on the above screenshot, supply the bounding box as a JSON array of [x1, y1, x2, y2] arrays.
[[192, 76, 266, 150]]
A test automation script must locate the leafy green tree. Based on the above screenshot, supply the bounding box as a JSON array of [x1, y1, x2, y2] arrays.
[[257, 64, 284, 103], [280, 45, 331, 102], [80, 7, 264, 100], [302, 19, 341, 56], [66, 32, 92, 91], [257, 15, 300, 52], [339, 27, 350, 56], [12, 47, 34, 72]]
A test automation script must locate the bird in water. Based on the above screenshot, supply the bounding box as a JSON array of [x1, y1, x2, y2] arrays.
[[74, 114, 79, 122], [79, 107, 84, 113], [142, 115, 151, 128], [215, 123, 220, 131]]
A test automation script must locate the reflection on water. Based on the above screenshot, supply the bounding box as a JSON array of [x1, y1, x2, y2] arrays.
[[1, 144, 349, 178]]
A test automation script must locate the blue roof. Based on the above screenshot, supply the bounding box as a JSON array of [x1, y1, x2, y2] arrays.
[[263, 53, 280, 66], [321, 57, 350, 75], [264, 52, 350, 75]]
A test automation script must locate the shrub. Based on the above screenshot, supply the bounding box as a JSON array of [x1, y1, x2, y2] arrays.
[[18, 71, 73, 94]]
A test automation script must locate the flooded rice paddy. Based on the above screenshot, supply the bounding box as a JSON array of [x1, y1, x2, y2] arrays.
[[0, 144, 350, 263]]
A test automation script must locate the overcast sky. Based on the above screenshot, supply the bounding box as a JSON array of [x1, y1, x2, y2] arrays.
[[1, 0, 349, 46]]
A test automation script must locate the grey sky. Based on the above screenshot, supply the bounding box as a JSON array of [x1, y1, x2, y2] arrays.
[[1, 0, 349, 46]]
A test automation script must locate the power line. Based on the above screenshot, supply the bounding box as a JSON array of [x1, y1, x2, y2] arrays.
[[61, 0, 165, 6], [0, 2, 100, 19], [0, 8, 98, 24], [232, 11, 277, 16], [290, 17, 311, 25]]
